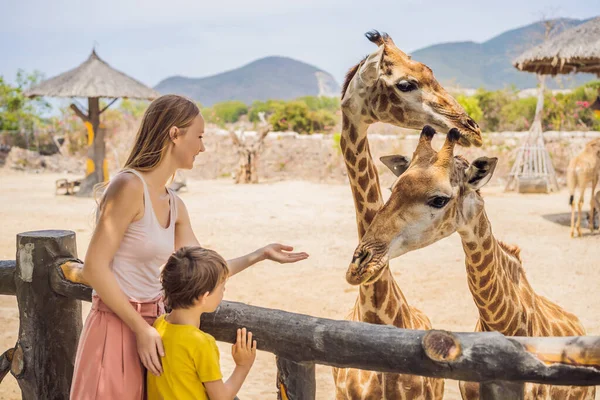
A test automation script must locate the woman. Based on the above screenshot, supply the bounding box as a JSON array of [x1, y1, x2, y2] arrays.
[[70, 94, 308, 399]]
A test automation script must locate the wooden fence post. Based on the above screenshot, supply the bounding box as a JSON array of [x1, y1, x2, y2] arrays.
[[276, 357, 316, 400], [480, 380, 525, 400], [13, 230, 82, 399]]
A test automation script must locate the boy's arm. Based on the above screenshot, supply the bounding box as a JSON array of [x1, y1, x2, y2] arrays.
[[203, 366, 251, 400]]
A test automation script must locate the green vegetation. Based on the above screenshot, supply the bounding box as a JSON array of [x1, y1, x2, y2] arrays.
[[0, 71, 49, 131], [2, 68, 599, 158], [201, 96, 339, 134], [453, 81, 600, 132], [202, 100, 248, 125]]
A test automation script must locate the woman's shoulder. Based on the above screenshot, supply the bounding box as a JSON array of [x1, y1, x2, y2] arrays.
[[107, 172, 144, 195], [102, 171, 145, 207], [172, 191, 189, 221]]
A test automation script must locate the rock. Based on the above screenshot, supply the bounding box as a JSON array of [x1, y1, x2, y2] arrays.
[[4, 147, 84, 174]]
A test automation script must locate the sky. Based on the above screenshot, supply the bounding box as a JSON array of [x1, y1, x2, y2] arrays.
[[1, 0, 598, 88]]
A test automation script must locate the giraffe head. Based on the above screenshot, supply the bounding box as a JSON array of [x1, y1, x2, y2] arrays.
[[341, 31, 481, 147], [346, 126, 497, 285]]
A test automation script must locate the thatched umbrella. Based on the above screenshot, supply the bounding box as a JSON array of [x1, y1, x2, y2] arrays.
[[25, 50, 159, 196], [506, 17, 600, 193], [514, 17, 600, 76]]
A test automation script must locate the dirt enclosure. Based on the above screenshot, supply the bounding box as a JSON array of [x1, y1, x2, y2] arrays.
[[0, 171, 599, 399]]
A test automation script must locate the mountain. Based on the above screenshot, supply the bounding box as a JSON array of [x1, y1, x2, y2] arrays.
[[155, 56, 340, 106], [410, 17, 598, 90]]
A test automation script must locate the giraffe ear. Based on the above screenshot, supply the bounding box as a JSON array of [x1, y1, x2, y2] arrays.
[[358, 46, 385, 85], [464, 157, 498, 190], [380, 155, 411, 177]]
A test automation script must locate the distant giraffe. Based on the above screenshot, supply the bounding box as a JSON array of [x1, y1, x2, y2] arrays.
[[568, 138, 600, 237], [229, 113, 271, 184]]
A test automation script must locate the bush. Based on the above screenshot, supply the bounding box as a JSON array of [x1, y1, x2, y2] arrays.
[[456, 95, 483, 123], [268, 101, 336, 134], [248, 100, 285, 122], [202, 101, 248, 125]]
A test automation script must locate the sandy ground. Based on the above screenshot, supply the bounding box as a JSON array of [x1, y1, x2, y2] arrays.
[[0, 171, 599, 399]]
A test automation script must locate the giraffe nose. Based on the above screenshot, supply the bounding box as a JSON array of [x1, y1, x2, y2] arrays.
[[351, 248, 373, 268], [465, 117, 479, 131]]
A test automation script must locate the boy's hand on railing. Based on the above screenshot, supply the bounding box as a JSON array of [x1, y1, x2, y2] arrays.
[[232, 328, 256, 369]]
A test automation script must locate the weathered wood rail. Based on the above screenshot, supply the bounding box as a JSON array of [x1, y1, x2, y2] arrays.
[[0, 230, 599, 399]]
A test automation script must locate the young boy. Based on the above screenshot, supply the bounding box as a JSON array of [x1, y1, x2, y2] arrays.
[[147, 246, 257, 400]]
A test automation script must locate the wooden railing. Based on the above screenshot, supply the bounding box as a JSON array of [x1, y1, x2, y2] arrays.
[[1, 230, 599, 399]]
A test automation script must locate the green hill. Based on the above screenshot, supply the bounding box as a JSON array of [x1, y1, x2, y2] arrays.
[[411, 17, 598, 89], [155, 56, 340, 106]]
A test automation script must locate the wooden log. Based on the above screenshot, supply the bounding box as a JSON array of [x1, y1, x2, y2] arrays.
[[13, 230, 83, 399], [0, 260, 16, 295], [480, 381, 524, 400], [13, 256, 600, 388], [49, 260, 92, 302], [276, 357, 315, 400], [0, 348, 15, 383], [201, 302, 600, 386]]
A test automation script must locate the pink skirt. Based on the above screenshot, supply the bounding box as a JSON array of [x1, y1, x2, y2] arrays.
[[70, 295, 165, 400]]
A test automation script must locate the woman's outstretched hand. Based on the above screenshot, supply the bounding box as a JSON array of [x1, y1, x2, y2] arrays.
[[261, 243, 308, 264]]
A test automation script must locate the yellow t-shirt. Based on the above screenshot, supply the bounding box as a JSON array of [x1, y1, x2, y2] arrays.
[[147, 314, 222, 400]]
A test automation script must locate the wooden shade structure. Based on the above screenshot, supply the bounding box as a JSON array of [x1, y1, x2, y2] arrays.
[[506, 17, 600, 193], [25, 50, 159, 196], [514, 17, 600, 77]]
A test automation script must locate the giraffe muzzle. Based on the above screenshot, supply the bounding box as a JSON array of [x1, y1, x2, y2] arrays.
[[346, 248, 384, 285]]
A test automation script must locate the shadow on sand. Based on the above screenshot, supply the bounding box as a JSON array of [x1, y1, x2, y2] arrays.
[[542, 212, 599, 232]]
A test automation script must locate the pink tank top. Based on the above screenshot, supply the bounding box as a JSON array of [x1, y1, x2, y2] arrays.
[[98, 169, 177, 302]]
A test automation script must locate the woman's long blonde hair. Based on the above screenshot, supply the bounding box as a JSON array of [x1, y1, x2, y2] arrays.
[[94, 94, 200, 212], [124, 94, 200, 171]]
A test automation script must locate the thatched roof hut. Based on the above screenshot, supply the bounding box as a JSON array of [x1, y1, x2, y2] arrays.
[[25, 50, 159, 196], [25, 50, 159, 99], [513, 17, 600, 76]]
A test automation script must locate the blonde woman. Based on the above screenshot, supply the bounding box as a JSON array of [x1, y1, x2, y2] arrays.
[[70, 95, 308, 400]]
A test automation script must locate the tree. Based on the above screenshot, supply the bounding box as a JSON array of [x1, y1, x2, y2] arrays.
[[0, 71, 49, 133]]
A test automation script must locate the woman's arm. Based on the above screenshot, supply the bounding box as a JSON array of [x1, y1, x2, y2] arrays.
[[82, 174, 164, 376], [174, 196, 309, 276]]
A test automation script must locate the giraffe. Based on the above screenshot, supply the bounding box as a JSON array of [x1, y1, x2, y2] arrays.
[[568, 138, 600, 237], [333, 31, 482, 399], [228, 119, 271, 184], [347, 126, 595, 400]]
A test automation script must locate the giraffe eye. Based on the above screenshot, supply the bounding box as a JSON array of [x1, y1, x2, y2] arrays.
[[428, 196, 450, 209], [396, 80, 418, 92]]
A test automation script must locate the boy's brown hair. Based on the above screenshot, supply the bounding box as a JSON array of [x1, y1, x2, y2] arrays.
[[161, 246, 229, 309]]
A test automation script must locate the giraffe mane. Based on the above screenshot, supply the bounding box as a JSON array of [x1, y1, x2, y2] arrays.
[[341, 55, 368, 99], [497, 240, 524, 283]]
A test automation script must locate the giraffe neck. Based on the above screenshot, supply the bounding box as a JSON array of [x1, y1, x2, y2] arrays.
[[458, 209, 528, 334], [352, 267, 415, 327], [340, 112, 383, 238], [341, 110, 411, 328]]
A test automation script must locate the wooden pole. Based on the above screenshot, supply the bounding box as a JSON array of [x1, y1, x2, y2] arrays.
[[75, 97, 108, 197], [276, 357, 316, 400], [13, 230, 82, 399], [0, 260, 16, 295]]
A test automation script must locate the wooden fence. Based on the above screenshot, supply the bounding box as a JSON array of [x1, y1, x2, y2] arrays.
[[0, 230, 599, 399]]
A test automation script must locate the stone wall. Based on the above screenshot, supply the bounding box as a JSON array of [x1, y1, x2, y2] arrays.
[[3, 129, 599, 189], [188, 129, 600, 187]]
